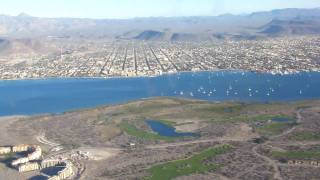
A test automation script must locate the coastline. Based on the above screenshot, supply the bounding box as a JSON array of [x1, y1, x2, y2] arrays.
[[1, 70, 320, 117], [1, 96, 320, 118], [0, 69, 228, 81], [0, 115, 28, 120], [0, 69, 318, 81]]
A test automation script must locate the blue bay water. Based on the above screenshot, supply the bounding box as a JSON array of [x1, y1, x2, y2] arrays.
[[0, 71, 320, 116]]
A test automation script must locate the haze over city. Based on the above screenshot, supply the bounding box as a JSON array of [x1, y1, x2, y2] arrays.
[[1, 0, 320, 18]]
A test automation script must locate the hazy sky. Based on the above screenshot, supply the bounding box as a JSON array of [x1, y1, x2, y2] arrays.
[[1, 0, 320, 19]]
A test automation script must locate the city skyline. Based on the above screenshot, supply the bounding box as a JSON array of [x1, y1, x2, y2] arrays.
[[1, 0, 320, 19]]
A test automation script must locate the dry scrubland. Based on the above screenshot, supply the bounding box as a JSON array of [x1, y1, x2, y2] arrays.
[[0, 97, 320, 179]]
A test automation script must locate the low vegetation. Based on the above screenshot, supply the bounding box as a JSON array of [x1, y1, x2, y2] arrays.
[[120, 98, 297, 125], [290, 131, 320, 141], [156, 119, 177, 126], [256, 122, 293, 136], [214, 114, 293, 123], [146, 144, 233, 180], [271, 150, 320, 160]]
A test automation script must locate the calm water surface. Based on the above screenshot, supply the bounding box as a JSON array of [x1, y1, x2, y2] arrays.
[[1, 71, 320, 116], [145, 120, 197, 137]]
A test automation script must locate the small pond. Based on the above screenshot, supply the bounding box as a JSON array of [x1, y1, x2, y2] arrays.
[[145, 120, 197, 137], [271, 117, 293, 122]]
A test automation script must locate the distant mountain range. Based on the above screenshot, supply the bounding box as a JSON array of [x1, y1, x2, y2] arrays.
[[0, 7, 320, 43], [260, 18, 320, 36]]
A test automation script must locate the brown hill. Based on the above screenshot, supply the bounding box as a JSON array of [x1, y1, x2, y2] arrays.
[[260, 18, 320, 36], [0, 38, 58, 57], [0, 8, 320, 41]]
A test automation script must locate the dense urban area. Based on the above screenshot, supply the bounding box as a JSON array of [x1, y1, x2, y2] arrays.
[[1, 35, 320, 79]]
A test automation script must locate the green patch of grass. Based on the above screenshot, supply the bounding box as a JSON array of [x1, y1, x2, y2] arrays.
[[214, 114, 292, 123], [256, 122, 293, 136], [290, 131, 320, 141], [271, 151, 320, 160], [146, 144, 233, 180], [119, 123, 175, 141], [201, 103, 246, 114], [117, 98, 296, 125], [249, 114, 292, 122], [123, 102, 178, 115], [230, 114, 276, 122], [156, 119, 176, 126]]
